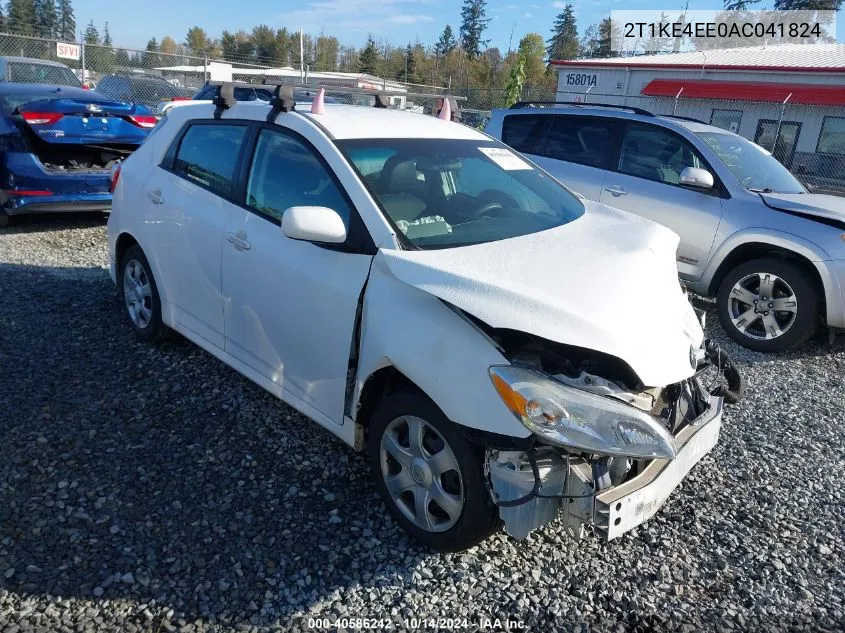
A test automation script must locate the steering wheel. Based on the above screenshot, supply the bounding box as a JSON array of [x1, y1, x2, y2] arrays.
[[468, 201, 505, 219]]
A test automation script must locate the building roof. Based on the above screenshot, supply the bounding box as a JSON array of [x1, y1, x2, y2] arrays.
[[642, 78, 845, 106], [552, 43, 845, 73]]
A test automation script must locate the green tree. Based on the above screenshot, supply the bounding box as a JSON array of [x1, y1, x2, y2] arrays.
[[160, 35, 178, 56], [143, 37, 160, 67], [503, 53, 525, 107], [358, 35, 378, 74], [547, 4, 578, 62], [434, 24, 457, 57], [643, 11, 672, 54], [315, 34, 339, 70], [56, 0, 74, 41], [6, 0, 35, 35], [251, 25, 278, 63], [517, 32, 546, 87], [723, 0, 760, 8], [220, 30, 253, 62], [102, 21, 112, 46], [185, 26, 213, 57], [83, 20, 99, 44], [773, 0, 841, 8], [459, 0, 490, 59], [114, 48, 131, 68], [32, 0, 57, 37]]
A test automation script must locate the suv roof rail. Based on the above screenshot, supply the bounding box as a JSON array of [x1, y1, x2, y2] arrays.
[[509, 101, 654, 117]]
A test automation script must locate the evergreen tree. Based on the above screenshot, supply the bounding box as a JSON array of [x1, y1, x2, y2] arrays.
[[32, 0, 57, 37], [434, 24, 456, 57], [56, 0, 75, 41], [185, 26, 213, 58], [547, 4, 578, 62], [723, 0, 760, 9], [114, 47, 131, 68], [358, 35, 378, 75], [6, 0, 35, 35], [595, 17, 619, 58], [459, 0, 490, 59], [102, 21, 112, 46], [398, 43, 421, 83], [643, 11, 672, 54], [773, 0, 841, 8], [83, 19, 99, 44], [143, 37, 160, 67]]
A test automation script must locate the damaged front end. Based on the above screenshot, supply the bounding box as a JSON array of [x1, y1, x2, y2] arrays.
[[481, 324, 741, 541]]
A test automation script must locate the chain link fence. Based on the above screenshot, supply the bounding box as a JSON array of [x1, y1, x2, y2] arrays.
[[1, 31, 841, 196]]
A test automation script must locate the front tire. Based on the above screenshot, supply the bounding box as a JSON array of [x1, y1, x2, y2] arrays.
[[119, 244, 168, 342], [367, 391, 498, 552], [716, 257, 819, 352], [0, 212, 10, 228]]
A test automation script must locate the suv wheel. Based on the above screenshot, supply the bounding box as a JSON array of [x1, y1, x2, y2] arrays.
[[717, 257, 819, 352], [119, 244, 168, 342], [0, 212, 9, 228], [367, 391, 498, 552]]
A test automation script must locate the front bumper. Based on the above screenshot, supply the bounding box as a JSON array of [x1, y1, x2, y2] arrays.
[[488, 394, 724, 542], [593, 395, 723, 539], [820, 259, 845, 330]]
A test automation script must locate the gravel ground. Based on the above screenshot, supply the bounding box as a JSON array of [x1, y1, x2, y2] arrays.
[[0, 214, 843, 633]]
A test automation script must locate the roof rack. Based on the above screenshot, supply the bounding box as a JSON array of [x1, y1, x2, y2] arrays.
[[260, 80, 468, 102], [509, 101, 654, 117]]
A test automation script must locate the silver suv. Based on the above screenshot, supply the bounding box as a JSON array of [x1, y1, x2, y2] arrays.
[[487, 103, 845, 352]]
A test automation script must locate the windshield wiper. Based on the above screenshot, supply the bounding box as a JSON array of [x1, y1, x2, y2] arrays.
[[748, 187, 774, 193]]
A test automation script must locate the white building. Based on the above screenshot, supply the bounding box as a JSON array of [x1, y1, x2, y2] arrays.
[[551, 43, 845, 193]]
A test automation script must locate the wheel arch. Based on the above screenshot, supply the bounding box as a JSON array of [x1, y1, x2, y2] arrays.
[[114, 232, 140, 272], [705, 237, 827, 321]]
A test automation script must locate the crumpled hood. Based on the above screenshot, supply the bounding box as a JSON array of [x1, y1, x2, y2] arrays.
[[379, 201, 704, 387], [760, 192, 845, 225]]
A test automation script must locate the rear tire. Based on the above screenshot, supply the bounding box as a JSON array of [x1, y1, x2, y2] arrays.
[[367, 391, 498, 552], [716, 257, 819, 352], [119, 244, 168, 342]]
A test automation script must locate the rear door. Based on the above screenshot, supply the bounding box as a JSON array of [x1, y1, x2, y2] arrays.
[[599, 122, 724, 280], [145, 119, 251, 348], [500, 113, 619, 200]]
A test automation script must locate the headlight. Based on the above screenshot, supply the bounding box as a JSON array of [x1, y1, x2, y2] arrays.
[[489, 366, 677, 460]]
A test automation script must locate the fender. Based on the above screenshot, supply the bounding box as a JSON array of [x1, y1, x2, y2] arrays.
[[697, 227, 844, 328], [351, 253, 531, 441]]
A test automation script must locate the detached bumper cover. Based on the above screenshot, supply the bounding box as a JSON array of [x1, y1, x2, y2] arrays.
[[594, 395, 723, 540]]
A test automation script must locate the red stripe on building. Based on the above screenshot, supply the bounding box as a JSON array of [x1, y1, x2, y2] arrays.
[[641, 79, 845, 106], [550, 59, 845, 73]]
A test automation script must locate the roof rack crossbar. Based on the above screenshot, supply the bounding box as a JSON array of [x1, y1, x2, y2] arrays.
[[266, 84, 295, 122], [259, 80, 468, 102], [510, 101, 654, 116], [212, 82, 236, 120]]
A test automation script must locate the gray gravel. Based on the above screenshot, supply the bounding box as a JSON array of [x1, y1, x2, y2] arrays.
[[1, 214, 843, 633]]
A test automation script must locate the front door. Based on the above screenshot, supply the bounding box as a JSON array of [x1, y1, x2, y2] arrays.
[[599, 122, 724, 280], [755, 120, 802, 168], [222, 126, 374, 424]]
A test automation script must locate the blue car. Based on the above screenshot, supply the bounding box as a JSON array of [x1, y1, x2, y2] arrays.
[[0, 83, 155, 227]]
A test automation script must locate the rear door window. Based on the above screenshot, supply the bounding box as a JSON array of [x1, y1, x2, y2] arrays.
[[501, 114, 549, 155], [544, 115, 616, 169], [172, 123, 248, 198]]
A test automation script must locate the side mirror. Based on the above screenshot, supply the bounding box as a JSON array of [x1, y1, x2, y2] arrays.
[[679, 167, 714, 190], [281, 206, 347, 244]]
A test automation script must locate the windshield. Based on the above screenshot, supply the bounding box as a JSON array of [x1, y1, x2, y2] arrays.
[[697, 131, 805, 194], [337, 139, 585, 249], [8, 61, 80, 87]]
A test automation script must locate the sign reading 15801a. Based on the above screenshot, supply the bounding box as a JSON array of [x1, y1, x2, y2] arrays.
[[565, 73, 598, 87]]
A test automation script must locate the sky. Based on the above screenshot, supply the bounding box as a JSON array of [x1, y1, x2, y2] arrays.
[[73, 0, 844, 53]]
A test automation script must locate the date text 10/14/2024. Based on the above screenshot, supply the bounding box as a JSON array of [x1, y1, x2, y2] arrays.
[[306, 617, 528, 630]]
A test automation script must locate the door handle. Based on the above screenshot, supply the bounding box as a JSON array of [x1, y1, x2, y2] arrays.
[[604, 185, 628, 197], [226, 232, 252, 251], [146, 189, 163, 205]]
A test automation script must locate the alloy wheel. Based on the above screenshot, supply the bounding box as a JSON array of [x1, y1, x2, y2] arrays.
[[728, 272, 798, 340]]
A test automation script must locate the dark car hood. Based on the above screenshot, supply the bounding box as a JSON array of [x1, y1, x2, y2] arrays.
[[760, 192, 845, 225]]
